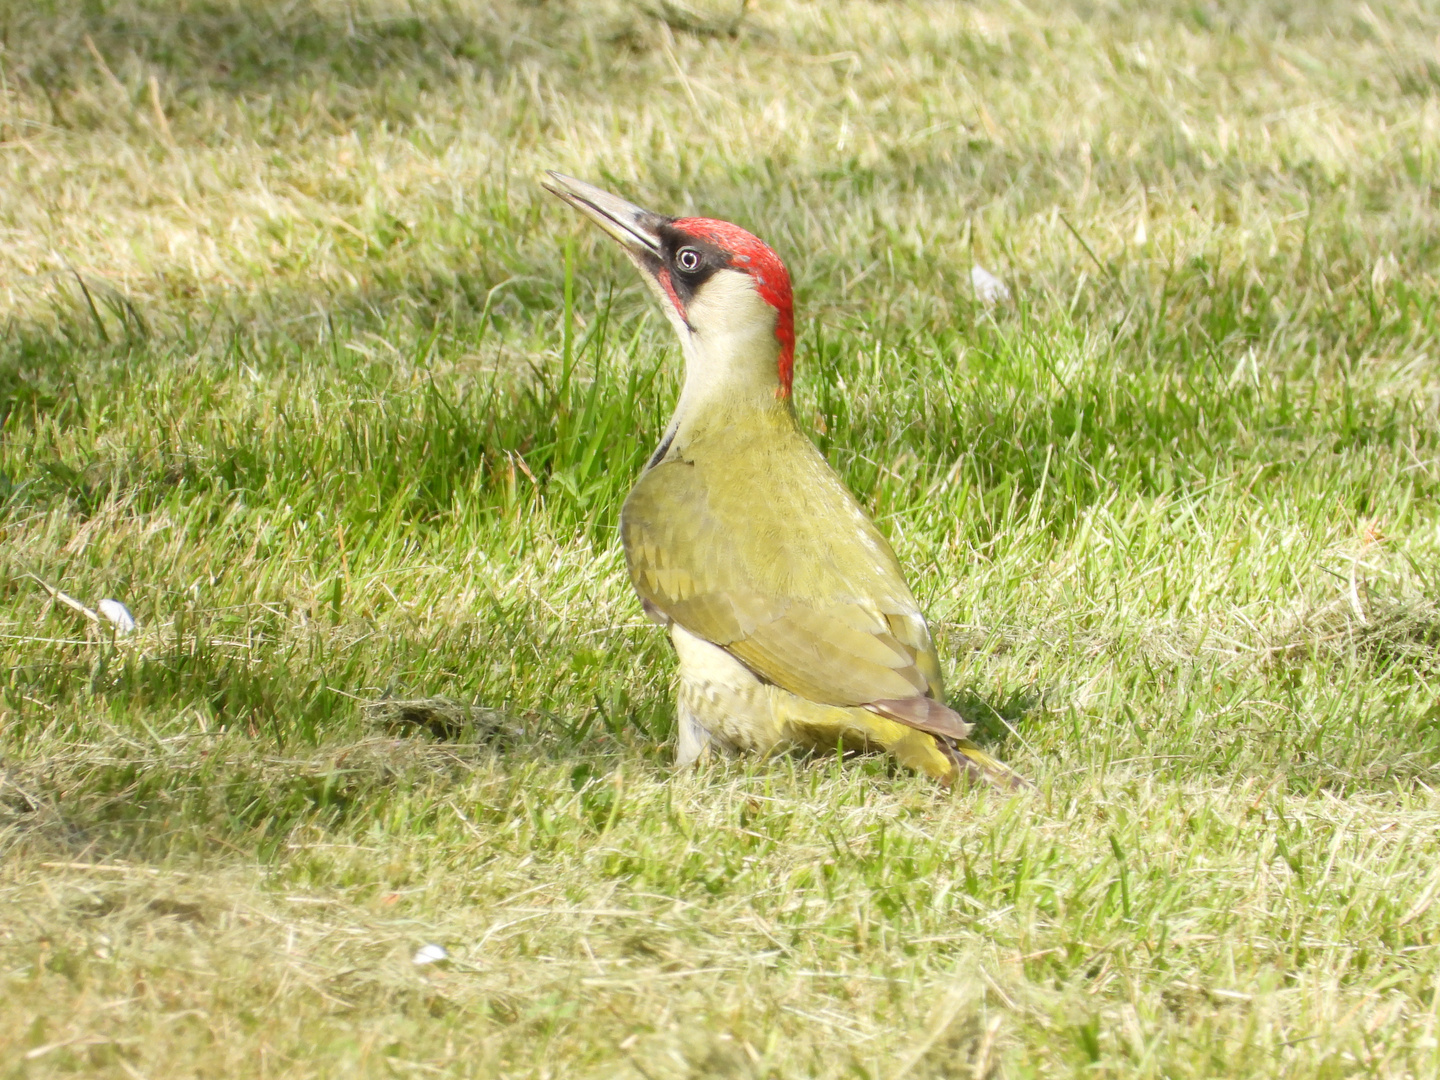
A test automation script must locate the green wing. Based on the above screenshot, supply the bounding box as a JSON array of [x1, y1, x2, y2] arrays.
[[620, 426, 945, 708]]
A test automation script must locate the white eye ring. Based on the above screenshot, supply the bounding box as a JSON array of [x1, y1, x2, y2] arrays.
[[676, 247, 701, 272]]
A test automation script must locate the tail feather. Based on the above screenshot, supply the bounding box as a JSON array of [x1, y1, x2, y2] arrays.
[[938, 737, 1032, 792], [868, 696, 1030, 791]]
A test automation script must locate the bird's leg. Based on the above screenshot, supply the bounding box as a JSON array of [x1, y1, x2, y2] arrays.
[[674, 700, 720, 768]]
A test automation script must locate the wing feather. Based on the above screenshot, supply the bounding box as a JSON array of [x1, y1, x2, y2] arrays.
[[621, 427, 946, 709]]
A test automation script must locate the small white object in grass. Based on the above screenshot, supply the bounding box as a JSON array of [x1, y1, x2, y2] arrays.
[[970, 264, 1011, 305], [98, 599, 136, 635], [412, 943, 449, 966]]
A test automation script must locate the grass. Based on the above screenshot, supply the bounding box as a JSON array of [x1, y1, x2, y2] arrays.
[[2, 0, 1439, 1075]]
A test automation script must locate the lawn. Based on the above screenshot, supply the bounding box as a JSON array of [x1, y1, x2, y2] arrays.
[[2, 1, 1439, 1076]]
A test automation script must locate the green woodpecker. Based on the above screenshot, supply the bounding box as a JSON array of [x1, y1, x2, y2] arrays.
[[543, 173, 1025, 789]]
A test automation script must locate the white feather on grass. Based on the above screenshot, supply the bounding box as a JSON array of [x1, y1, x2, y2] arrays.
[[98, 599, 137, 636], [970, 264, 1011, 305]]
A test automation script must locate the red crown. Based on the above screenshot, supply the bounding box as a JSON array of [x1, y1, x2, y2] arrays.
[[673, 217, 795, 398]]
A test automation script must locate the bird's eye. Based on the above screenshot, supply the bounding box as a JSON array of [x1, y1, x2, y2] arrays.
[[676, 247, 702, 272]]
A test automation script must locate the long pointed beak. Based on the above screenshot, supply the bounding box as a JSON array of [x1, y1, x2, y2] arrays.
[[542, 172, 667, 261]]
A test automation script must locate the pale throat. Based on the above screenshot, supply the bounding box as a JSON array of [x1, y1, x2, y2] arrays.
[[669, 269, 787, 441]]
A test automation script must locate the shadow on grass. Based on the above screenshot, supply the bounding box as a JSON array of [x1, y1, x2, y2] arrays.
[[0, 732, 517, 862], [949, 684, 1045, 747], [8, 0, 611, 106], [8, 0, 1429, 113]]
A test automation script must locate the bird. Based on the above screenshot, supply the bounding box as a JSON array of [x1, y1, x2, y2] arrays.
[[542, 173, 1026, 789]]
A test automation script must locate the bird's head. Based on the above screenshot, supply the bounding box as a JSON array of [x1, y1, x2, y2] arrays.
[[543, 173, 795, 400]]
